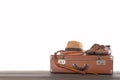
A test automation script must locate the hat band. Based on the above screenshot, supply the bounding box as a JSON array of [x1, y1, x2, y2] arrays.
[[65, 48, 82, 51]]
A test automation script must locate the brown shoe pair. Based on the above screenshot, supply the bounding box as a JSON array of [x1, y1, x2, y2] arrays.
[[85, 44, 111, 55]]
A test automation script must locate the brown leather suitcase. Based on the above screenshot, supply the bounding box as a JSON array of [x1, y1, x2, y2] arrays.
[[50, 51, 113, 75]]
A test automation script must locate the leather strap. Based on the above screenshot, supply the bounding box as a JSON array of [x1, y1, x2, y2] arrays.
[[53, 50, 97, 75]]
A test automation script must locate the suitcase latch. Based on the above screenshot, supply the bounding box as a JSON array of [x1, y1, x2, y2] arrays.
[[58, 59, 66, 64], [96, 56, 106, 65], [58, 56, 66, 64]]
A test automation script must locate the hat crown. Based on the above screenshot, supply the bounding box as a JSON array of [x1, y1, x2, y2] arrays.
[[66, 41, 83, 49]]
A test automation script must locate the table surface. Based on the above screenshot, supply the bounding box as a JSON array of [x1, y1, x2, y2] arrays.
[[0, 71, 120, 80]]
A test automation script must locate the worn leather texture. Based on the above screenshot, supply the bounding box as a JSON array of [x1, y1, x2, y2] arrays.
[[50, 55, 113, 74]]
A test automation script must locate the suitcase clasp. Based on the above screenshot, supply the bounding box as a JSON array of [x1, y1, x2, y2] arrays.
[[58, 55, 66, 64], [58, 59, 66, 64], [96, 56, 106, 65], [96, 60, 106, 65]]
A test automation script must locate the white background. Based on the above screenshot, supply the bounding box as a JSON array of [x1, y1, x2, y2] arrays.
[[0, 0, 120, 71]]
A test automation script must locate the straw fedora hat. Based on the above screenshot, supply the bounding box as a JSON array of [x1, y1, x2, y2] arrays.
[[65, 41, 83, 51]]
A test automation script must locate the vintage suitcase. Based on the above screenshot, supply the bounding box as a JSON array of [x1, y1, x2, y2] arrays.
[[50, 50, 113, 75]]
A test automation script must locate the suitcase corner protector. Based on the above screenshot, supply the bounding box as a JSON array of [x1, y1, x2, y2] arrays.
[[110, 69, 113, 74], [50, 55, 53, 60], [110, 56, 113, 61], [50, 68, 53, 72]]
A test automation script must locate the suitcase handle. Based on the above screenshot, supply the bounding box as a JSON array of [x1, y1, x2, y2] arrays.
[[73, 64, 88, 71]]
